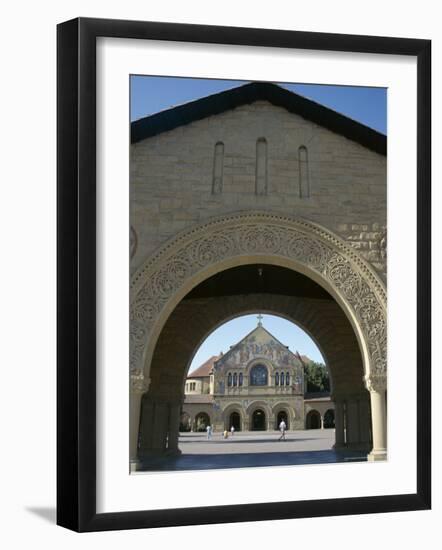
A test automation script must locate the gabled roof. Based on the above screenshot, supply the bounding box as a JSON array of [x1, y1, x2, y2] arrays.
[[216, 323, 298, 366], [188, 355, 220, 378], [131, 82, 386, 155]]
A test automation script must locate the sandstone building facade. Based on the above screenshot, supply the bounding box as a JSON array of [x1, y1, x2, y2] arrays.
[[130, 82, 387, 464], [182, 319, 334, 433]]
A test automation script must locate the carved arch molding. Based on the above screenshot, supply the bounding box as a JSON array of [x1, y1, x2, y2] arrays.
[[130, 212, 387, 393]]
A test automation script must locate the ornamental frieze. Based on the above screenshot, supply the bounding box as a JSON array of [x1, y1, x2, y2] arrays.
[[129, 212, 387, 391]]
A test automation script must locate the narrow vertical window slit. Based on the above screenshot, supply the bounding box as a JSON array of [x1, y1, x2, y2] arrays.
[[298, 145, 310, 198], [255, 138, 268, 195], [212, 141, 224, 194]]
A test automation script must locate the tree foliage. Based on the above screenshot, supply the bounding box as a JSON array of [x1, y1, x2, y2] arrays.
[[303, 361, 330, 393]]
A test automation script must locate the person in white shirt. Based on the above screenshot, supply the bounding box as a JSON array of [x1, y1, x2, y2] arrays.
[[278, 420, 287, 441]]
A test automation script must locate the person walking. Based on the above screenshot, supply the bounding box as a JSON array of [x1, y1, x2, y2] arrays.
[[278, 419, 287, 441], [206, 425, 212, 440], [230, 425, 235, 437]]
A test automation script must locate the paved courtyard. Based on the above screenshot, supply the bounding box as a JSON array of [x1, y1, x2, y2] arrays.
[[136, 429, 367, 472]]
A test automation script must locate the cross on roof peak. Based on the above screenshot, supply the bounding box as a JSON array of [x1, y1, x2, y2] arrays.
[[257, 314, 263, 326]]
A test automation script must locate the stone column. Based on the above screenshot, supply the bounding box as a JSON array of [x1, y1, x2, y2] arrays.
[[213, 402, 224, 432], [358, 397, 372, 449], [130, 373, 149, 471], [243, 416, 249, 431], [320, 415, 324, 430], [151, 402, 169, 452], [366, 377, 387, 461], [167, 401, 182, 455], [333, 400, 345, 449], [139, 396, 155, 451], [346, 399, 360, 448]]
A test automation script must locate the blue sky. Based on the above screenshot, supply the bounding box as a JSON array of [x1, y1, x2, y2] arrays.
[[131, 76, 385, 373], [130, 76, 387, 134], [189, 314, 324, 373]]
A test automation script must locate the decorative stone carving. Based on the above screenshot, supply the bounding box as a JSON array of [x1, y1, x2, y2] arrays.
[[131, 371, 149, 394], [130, 212, 387, 390], [364, 373, 387, 394]]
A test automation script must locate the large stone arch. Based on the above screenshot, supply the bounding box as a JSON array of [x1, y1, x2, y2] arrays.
[[131, 212, 386, 389], [131, 212, 387, 463]]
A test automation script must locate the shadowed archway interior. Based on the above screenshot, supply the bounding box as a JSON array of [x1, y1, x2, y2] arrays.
[[306, 410, 321, 429], [138, 263, 372, 458]]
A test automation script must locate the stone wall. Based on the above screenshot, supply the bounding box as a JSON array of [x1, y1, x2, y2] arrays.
[[337, 223, 387, 279], [131, 100, 386, 280], [185, 377, 210, 395]]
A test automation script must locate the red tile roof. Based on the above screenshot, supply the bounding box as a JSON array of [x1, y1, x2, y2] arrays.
[[187, 355, 220, 378]]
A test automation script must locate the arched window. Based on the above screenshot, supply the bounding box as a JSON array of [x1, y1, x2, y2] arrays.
[[227, 373, 232, 387], [275, 372, 279, 386], [255, 138, 268, 195], [233, 372, 238, 386], [212, 142, 224, 194], [280, 372, 285, 386], [298, 145, 310, 198], [238, 373, 243, 386], [250, 364, 268, 386], [286, 372, 290, 385]]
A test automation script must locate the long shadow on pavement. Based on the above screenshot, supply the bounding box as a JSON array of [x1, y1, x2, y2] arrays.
[[137, 449, 366, 472], [180, 437, 314, 445]]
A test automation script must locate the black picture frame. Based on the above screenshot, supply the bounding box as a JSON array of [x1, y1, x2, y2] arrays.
[[57, 17, 431, 532]]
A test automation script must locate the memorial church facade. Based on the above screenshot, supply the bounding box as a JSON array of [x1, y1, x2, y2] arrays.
[[181, 318, 334, 432]]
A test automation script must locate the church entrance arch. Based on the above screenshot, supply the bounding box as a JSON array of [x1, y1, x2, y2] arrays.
[[194, 412, 210, 432], [252, 409, 266, 431], [230, 412, 241, 432], [179, 412, 191, 432], [306, 410, 321, 429], [131, 212, 387, 463]]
